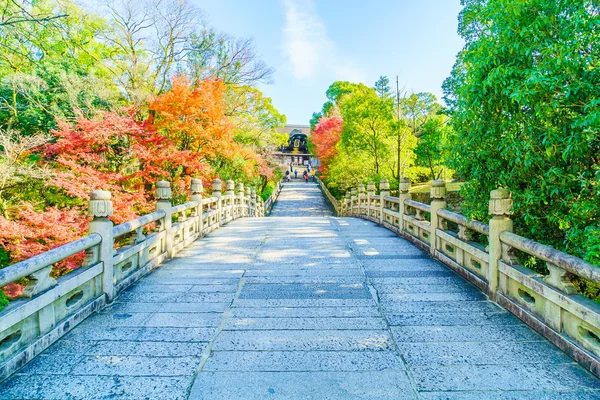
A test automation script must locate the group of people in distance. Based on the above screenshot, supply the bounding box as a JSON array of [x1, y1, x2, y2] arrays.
[[285, 161, 313, 183]]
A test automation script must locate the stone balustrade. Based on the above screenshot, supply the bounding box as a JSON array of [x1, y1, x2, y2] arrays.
[[330, 178, 600, 377], [0, 177, 275, 381], [263, 180, 283, 215]]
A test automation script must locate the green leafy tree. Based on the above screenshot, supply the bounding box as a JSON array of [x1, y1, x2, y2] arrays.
[[444, 0, 600, 264], [339, 86, 395, 175]]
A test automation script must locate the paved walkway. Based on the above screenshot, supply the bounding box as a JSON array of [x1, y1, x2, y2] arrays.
[[1, 182, 599, 399]]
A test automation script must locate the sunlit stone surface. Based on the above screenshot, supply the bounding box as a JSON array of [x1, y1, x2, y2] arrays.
[[1, 182, 599, 399]]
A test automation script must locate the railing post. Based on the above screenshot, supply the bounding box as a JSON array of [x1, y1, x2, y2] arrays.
[[488, 188, 513, 300], [191, 178, 203, 236], [429, 180, 447, 257], [343, 192, 351, 216], [245, 187, 251, 216], [398, 177, 411, 233], [250, 187, 256, 216], [88, 190, 115, 302], [379, 178, 389, 225], [226, 180, 235, 222], [155, 180, 173, 257], [358, 183, 366, 216], [367, 181, 376, 219], [236, 182, 244, 219], [212, 178, 222, 226]]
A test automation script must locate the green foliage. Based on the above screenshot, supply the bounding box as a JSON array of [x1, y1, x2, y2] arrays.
[[339, 86, 395, 175], [444, 0, 600, 264], [413, 115, 454, 181], [261, 182, 275, 201], [0, 289, 9, 312], [0, 0, 121, 133]]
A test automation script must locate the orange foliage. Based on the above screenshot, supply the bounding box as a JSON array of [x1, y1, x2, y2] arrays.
[[148, 77, 236, 160]]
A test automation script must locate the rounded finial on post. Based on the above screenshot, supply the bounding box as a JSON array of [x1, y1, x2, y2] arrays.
[[226, 180, 235, 193], [245, 187, 251, 196], [212, 178, 222, 193], [236, 182, 244, 194], [351, 187, 357, 196], [430, 180, 447, 200], [155, 180, 172, 201], [399, 177, 411, 194], [88, 190, 113, 218], [380, 178, 390, 192], [191, 178, 203, 195], [367, 181, 376, 194], [358, 183, 366, 195], [489, 188, 513, 217]]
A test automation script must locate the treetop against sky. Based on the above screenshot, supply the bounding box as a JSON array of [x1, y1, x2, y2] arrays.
[[197, 0, 464, 124]]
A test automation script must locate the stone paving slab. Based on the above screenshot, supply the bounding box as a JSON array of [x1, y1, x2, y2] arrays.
[[203, 351, 405, 371], [189, 371, 417, 400], [412, 364, 600, 392], [398, 340, 574, 366], [0, 375, 190, 400], [212, 330, 394, 351], [224, 317, 388, 330], [230, 306, 382, 318], [386, 311, 521, 326], [419, 390, 600, 399], [2, 180, 599, 399]]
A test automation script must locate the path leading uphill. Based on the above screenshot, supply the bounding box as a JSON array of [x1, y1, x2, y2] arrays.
[[1, 182, 598, 399]]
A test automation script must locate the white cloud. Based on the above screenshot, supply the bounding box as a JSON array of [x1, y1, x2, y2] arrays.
[[282, 0, 364, 82]]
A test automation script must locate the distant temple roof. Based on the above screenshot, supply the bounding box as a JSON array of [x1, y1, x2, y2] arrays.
[[276, 125, 310, 137]]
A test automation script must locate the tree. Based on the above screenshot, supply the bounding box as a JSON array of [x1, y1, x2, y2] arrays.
[[148, 77, 234, 158], [311, 116, 343, 176], [413, 115, 453, 180], [339, 86, 394, 175], [0, 0, 121, 133], [374, 76, 391, 99], [100, 0, 202, 103], [400, 92, 440, 138], [444, 0, 600, 264], [186, 30, 274, 86]]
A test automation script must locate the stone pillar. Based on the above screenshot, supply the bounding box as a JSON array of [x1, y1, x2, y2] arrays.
[[155, 180, 173, 257], [344, 192, 351, 216], [358, 183, 366, 216], [191, 178, 203, 236], [430, 180, 447, 256], [245, 187, 251, 216], [379, 178, 390, 225], [398, 177, 411, 233], [488, 188, 513, 300], [250, 187, 256, 217], [226, 180, 235, 221], [350, 187, 357, 216], [367, 181, 376, 218], [236, 182, 245, 219], [212, 178, 222, 226], [88, 190, 115, 302]]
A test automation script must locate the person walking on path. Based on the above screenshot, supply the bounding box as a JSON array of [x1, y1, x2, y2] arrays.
[[294, 169, 298, 179], [303, 170, 309, 183]]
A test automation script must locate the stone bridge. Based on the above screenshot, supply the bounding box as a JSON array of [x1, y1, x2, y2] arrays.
[[1, 181, 600, 399]]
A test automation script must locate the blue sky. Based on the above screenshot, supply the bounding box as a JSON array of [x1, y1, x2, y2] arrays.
[[194, 0, 465, 124]]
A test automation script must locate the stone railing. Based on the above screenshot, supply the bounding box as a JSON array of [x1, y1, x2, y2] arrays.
[[263, 180, 283, 215], [317, 177, 341, 215], [0, 177, 263, 381], [334, 178, 600, 377]]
